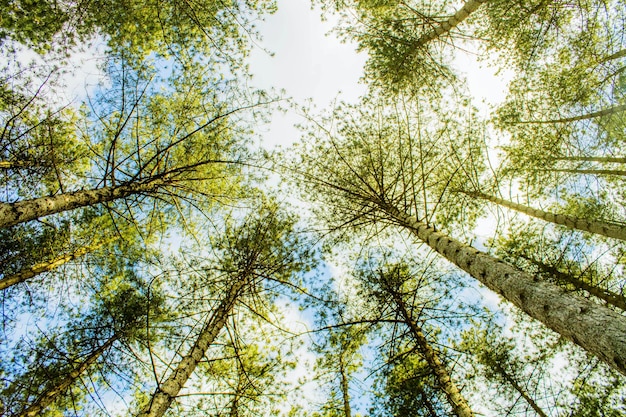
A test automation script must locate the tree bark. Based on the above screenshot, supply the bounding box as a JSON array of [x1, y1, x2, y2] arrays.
[[339, 356, 352, 417], [380, 202, 626, 376], [137, 278, 246, 417], [599, 48, 626, 64], [542, 167, 626, 177], [517, 103, 626, 124], [520, 254, 626, 312], [415, 0, 488, 48], [552, 155, 626, 164], [464, 191, 626, 241], [17, 335, 119, 417], [392, 292, 475, 417], [0, 238, 116, 290], [0, 179, 166, 229]]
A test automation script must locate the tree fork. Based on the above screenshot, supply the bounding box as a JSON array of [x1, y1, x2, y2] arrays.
[[382, 203, 626, 376]]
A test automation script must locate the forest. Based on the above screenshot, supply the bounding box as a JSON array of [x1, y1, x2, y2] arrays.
[[1, 0, 626, 415]]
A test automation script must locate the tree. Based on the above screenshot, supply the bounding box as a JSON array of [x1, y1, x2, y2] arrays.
[[1, 0, 277, 65], [292, 95, 626, 376], [358, 257, 475, 417], [0, 58, 271, 232], [136, 203, 316, 417]]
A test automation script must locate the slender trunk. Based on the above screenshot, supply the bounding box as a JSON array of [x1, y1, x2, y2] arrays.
[[380, 202, 626, 376], [464, 191, 626, 241], [17, 335, 118, 417], [415, 0, 488, 48], [542, 167, 626, 177], [552, 156, 626, 164], [517, 103, 626, 124], [0, 161, 36, 169], [520, 254, 626, 312], [137, 279, 246, 417], [228, 365, 244, 417], [391, 293, 474, 417], [493, 363, 548, 417], [0, 238, 116, 290], [599, 48, 626, 64], [339, 356, 352, 417], [0, 179, 166, 229]]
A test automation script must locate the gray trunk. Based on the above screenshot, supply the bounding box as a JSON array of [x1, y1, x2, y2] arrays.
[[415, 0, 488, 47], [466, 191, 626, 241], [137, 279, 246, 417], [518, 103, 626, 124], [0, 179, 165, 229], [382, 203, 626, 376], [393, 292, 475, 417]]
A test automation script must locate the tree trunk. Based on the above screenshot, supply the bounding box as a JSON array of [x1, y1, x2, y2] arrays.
[[137, 279, 246, 417], [464, 191, 626, 241], [493, 362, 548, 417], [17, 335, 119, 417], [599, 48, 626, 64], [0, 179, 166, 229], [0, 238, 116, 290], [542, 167, 626, 177], [517, 103, 626, 124], [339, 356, 352, 417], [391, 292, 475, 417], [415, 0, 488, 48], [520, 254, 626, 312], [552, 155, 626, 164], [380, 202, 626, 376]]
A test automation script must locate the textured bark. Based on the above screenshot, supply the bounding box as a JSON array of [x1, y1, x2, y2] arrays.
[[493, 363, 548, 417], [520, 255, 626, 312], [339, 356, 352, 417], [381, 203, 626, 376], [415, 0, 488, 48], [0, 179, 166, 229], [137, 279, 246, 417], [518, 103, 626, 124], [0, 239, 115, 290], [465, 191, 626, 241], [392, 293, 474, 417], [17, 335, 118, 417], [552, 155, 626, 164]]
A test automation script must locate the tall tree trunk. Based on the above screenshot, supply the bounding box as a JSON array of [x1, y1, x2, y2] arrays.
[[464, 191, 626, 241], [0, 238, 116, 290], [493, 362, 548, 417], [542, 167, 626, 177], [17, 334, 119, 417], [0, 179, 166, 229], [552, 155, 626, 164], [517, 103, 626, 124], [519, 254, 626, 312], [380, 202, 626, 376], [391, 292, 474, 417], [137, 278, 246, 417], [599, 48, 626, 64], [338, 356, 352, 417], [415, 0, 488, 48]]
